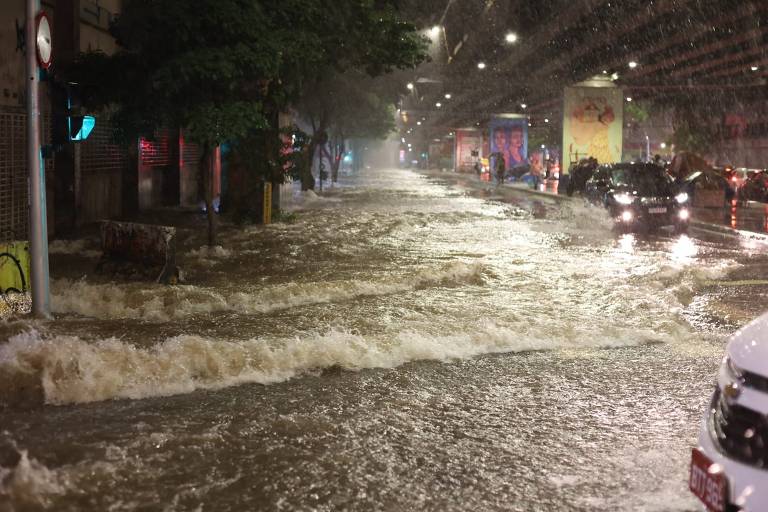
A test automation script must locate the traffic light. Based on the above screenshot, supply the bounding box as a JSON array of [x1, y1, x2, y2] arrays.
[[68, 115, 95, 141], [51, 82, 95, 146]]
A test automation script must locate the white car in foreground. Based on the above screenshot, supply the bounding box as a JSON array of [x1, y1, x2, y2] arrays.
[[691, 313, 768, 512]]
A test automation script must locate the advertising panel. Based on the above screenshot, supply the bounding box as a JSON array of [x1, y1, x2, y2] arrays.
[[454, 129, 483, 172], [489, 115, 528, 173], [562, 85, 623, 174]]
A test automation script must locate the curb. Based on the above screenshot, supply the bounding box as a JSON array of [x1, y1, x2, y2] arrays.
[[421, 169, 768, 242], [689, 221, 768, 244]]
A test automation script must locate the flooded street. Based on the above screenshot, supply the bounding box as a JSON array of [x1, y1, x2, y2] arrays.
[[3, 167, 768, 511]]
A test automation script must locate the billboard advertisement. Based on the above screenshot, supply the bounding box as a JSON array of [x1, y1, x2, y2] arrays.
[[489, 115, 528, 173], [454, 129, 483, 172], [562, 85, 623, 174]]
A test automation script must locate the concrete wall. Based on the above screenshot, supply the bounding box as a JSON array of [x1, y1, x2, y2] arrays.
[[1, 1, 30, 109], [79, 0, 120, 53]]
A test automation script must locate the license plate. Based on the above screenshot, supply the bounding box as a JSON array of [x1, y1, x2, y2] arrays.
[[689, 448, 728, 512], [648, 207, 667, 214]]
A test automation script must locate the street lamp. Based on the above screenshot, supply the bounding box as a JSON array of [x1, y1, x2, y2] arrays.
[[445, 93, 451, 99], [505, 32, 518, 44], [628, 61, 638, 69], [435, 102, 442, 108], [477, 62, 486, 70], [407, 82, 414, 90], [429, 26, 441, 37], [520, 103, 527, 109]]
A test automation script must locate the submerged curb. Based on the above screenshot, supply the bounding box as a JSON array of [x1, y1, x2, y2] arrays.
[[420, 169, 768, 243]]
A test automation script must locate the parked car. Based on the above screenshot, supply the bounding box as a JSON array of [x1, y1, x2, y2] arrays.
[[736, 169, 768, 203], [566, 158, 599, 196], [583, 162, 690, 233], [681, 170, 733, 207], [725, 167, 763, 202], [691, 312, 768, 512]]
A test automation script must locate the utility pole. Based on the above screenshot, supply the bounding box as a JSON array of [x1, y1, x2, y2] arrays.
[[27, 0, 52, 318]]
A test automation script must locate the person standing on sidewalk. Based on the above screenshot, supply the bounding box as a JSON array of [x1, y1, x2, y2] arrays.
[[495, 152, 506, 185]]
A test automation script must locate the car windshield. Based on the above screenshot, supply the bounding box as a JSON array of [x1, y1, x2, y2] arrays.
[[611, 167, 672, 196]]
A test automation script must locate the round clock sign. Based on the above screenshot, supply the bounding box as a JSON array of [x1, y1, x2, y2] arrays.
[[35, 11, 53, 69]]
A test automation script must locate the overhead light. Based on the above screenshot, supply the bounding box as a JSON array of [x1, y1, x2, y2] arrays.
[[628, 61, 638, 69], [505, 32, 518, 44], [445, 93, 452, 99], [417, 121, 422, 125], [626, 97, 632, 102], [520, 103, 527, 109], [407, 82, 414, 90], [477, 62, 486, 70], [544, 118, 549, 123], [751, 65, 759, 71], [435, 102, 442, 108]]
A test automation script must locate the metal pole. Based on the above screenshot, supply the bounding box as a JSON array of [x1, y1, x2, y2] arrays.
[[26, 0, 52, 318]]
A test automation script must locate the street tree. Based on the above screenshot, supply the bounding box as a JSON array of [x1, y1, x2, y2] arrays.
[[297, 70, 402, 188]]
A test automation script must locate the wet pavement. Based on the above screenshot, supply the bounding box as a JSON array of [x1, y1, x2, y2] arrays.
[[2, 167, 768, 511]]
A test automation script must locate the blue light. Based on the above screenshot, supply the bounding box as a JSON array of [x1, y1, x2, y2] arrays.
[[343, 154, 353, 163], [68, 115, 95, 141]]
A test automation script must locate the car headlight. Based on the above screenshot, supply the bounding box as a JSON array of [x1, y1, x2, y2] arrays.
[[614, 193, 635, 205], [675, 192, 689, 204]]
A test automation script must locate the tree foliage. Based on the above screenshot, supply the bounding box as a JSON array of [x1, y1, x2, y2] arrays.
[[72, 0, 425, 145]]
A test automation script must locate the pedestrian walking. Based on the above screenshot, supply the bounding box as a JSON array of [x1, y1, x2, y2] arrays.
[[495, 152, 506, 185]]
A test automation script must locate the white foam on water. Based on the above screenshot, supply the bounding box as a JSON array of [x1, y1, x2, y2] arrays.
[[186, 245, 233, 259], [50, 261, 489, 321], [47, 238, 101, 258], [533, 200, 615, 241], [0, 315, 691, 407], [0, 293, 31, 319], [0, 449, 68, 507]]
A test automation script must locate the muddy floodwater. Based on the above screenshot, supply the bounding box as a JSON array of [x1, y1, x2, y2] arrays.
[[2, 168, 768, 511]]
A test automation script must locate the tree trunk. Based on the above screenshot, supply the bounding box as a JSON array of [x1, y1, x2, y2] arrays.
[[201, 146, 217, 246], [331, 138, 344, 183], [302, 140, 316, 191]]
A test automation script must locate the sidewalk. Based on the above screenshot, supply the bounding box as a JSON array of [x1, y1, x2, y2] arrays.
[[422, 169, 768, 243]]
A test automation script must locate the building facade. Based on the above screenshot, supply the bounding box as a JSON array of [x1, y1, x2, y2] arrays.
[[1, 0, 211, 244]]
